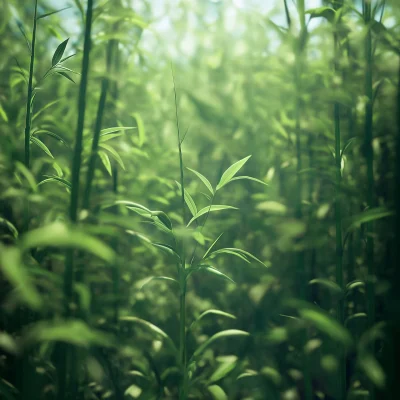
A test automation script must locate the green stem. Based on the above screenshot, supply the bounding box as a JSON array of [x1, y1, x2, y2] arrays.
[[58, 2, 93, 399], [172, 65, 188, 400], [334, 30, 346, 400], [363, 0, 375, 330], [24, 0, 38, 169], [82, 39, 114, 211]]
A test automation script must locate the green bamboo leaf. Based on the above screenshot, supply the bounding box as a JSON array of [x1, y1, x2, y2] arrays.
[[99, 143, 125, 170], [208, 361, 237, 384], [190, 309, 236, 332], [0, 218, 18, 238], [345, 207, 394, 233], [0, 378, 18, 400], [299, 308, 353, 347], [32, 99, 60, 121], [229, 176, 268, 186], [197, 265, 235, 284], [20, 222, 115, 262], [38, 175, 72, 190], [341, 137, 356, 159], [0, 104, 8, 122], [59, 53, 76, 63], [309, 279, 343, 296], [30, 136, 54, 158], [32, 130, 69, 147], [187, 167, 214, 195], [151, 211, 173, 230], [359, 353, 385, 388], [305, 7, 336, 23], [100, 126, 136, 136], [209, 248, 250, 264], [138, 276, 179, 290], [120, 316, 177, 353], [0, 245, 42, 310], [175, 181, 197, 217], [346, 280, 365, 293], [202, 233, 224, 260], [15, 162, 37, 192], [192, 329, 249, 359], [99, 150, 112, 176], [52, 38, 69, 66], [132, 112, 146, 147], [216, 155, 251, 191], [207, 385, 228, 400], [56, 71, 75, 83], [187, 205, 238, 226], [37, 6, 71, 20], [152, 243, 181, 261], [22, 320, 113, 348]]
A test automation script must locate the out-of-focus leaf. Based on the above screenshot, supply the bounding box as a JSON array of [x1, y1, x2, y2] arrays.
[[0, 104, 8, 122], [0, 332, 18, 355], [120, 316, 177, 353], [306, 7, 336, 23], [190, 309, 236, 331], [256, 201, 287, 215], [22, 320, 113, 348], [20, 222, 115, 262], [207, 385, 228, 400], [100, 126, 135, 136], [309, 278, 343, 296], [138, 276, 179, 290], [15, 162, 38, 192], [32, 129, 69, 147], [99, 150, 112, 175], [132, 112, 145, 147], [202, 233, 224, 260], [99, 143, 125, 170], [208, 360, 237, 384], [228, 175, 268, 186], [0, 378, 18, 400], [0, 245, 42, 310], [192, 330, 249, 359], [195, 265, 235, 284], [299, 308, 352, 347], [345, 207, 393, 233], [359, 353, 385, 388], [0, 218, 18, 238]]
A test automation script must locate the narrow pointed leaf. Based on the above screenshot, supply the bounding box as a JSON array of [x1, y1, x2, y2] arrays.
[[187, 167, 214, 195], [192, 329, 249, 359], [139, 276, 179, 290], [37, 7, 71, 20], [132, 112, 145, 147], [30, 136, 54, 158], [56, 71, 75, 83], [99, 150, 112, 176], [216, 155, 251, 191], [38, 175, 72, 189], [100, 126, 135, 136], [119, 316, 177, 352], [202, 233, 224, 260], [197, 265, 235, 284], [187, 205, 237, 226], [99, 143, 125, 170], [190, 309, 236, 332], [175, 181, 197, 217], [207, 385, 228, 400], [52, 38, 69, 66], [152, 243, 180, 261]]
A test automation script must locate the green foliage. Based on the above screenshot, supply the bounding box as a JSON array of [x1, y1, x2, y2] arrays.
[[0, 0, 398, 399]]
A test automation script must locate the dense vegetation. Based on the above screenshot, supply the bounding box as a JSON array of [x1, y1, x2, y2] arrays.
[[0, 0, 399, 399]]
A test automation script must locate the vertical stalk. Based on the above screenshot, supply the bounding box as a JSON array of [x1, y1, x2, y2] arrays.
[[333, 25, 346, 400], [24, 0, 38, 169], [294, 2, 312, 399], [58, 1, 93, 399], [363, 0, 375, 331], [82, 38, 114, 211], [172, 67, 188, 400]]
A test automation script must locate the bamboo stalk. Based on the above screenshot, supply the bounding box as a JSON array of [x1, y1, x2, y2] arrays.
[[334, 26, 346, 400], [172, 66, 188, 400], [58, 1, 93, 399], [82, 38, 115, 211], [24, 0, 38, 169]]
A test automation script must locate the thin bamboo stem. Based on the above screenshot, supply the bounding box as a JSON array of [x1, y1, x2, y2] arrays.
[[24, 0, 38, 169]]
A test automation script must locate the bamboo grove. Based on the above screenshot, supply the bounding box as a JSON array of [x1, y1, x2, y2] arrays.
[[0, 0, 399, 399]]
